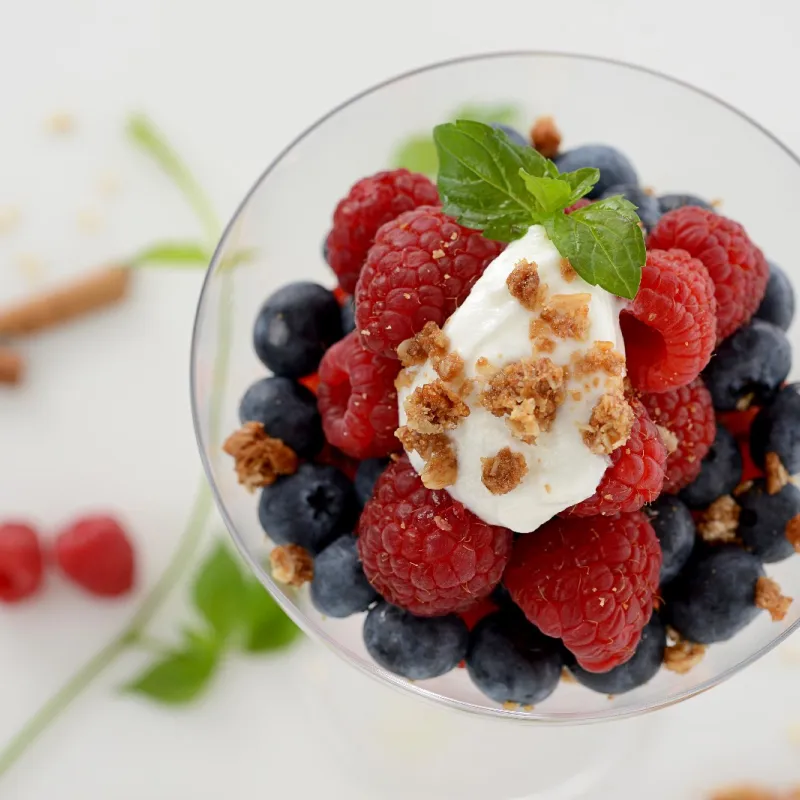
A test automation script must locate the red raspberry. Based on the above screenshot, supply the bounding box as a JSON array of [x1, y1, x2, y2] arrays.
[[565, 198, 592, 214], [648, 207, 769, 340], [355, 207, 504, 358], [326, 170, 440, 294], [621, 248, 717, 393], [317, 331, 401, 459], [458, 596, 500, 631], [55, 516, 135, 597], [641, 379, 717, 493], [0, 523, 44, 603], [357, 457, 513, 616], [566, 398, 666, 517], [717, 407, 759, 441], [504, 512, 661, 672]]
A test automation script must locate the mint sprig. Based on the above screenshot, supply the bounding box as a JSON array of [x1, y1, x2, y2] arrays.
[[433, 121, 645, 299]]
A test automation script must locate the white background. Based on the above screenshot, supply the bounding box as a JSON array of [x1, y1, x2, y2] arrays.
[[2, 0, 800, 797]]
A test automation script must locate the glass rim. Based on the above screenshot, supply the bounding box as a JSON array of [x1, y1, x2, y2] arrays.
[[190, 50, 800, 724]]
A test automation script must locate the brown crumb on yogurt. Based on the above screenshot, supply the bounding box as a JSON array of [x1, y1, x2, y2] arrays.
[[404, 379, 469, 434], [581, 393, 634, 455], [530, 116, 562, 158], [755, 576, 793, 622], [395, 427, 458, 489], [481, 447, 528, 495], [571, 341, 625, 377], [434, 351, 464, 382], [656, 425, 679, 455], [786, 514, 800, 553], [541, 293, 591, 340], [397, 321, 449, 367], [506, 259, 543, 310], [559, 258, 577, 283], [270, 544, 313, 587], [533, 337, 556, 354], [223, 422, 298, 492], [766, 451, 791, 495], [698, 495, 740, 543]]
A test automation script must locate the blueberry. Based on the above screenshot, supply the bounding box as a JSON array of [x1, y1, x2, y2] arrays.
[[679, 426, 743, 509], [702, 320, 791, 411], [340, 295, 356, 335], [491, 583, 513, 607], [737, 479, 800, 563], [310, 534, 378, 617], [568, 614, 666, 695], [657, 193, 714, 213], [363, 603, 468, 680], [751, 383, 800, 473], [490, 123, 528, 148], [755, 261, 795, 331], [554, 145, 638, 199], [666, 546, 764, 643], [238, 376, 323, 458], [645, 496, 696, 584], [354, 458, 389, 505], [258, 463, 358, 554], [466, 611, 563, 705], [600, 184, 661, 231], [253, 282, 343, 378]]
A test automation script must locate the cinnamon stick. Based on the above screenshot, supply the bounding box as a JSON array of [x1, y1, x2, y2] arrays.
[[0, 348, 23, 385], [0, 266, 130, 337]]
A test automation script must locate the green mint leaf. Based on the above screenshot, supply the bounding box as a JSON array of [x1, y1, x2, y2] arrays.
[[241, 577, 300, 653], [434, 120, 556, 240], [452, 103, 520, 126], [543, 197, 645, 300], [560, 168, 601, 204], [519, 171, 573, 214], [191, 542, 248, 641], [124, 629, 220, 705], [132, 241, 211, 268], [393, 135, 439, 176], [126, 113, 219, 241]]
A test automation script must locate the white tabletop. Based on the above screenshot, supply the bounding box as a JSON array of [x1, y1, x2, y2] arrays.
[[2, 1, 800, 797]]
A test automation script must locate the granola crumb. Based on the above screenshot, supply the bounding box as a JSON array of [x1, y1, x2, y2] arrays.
[[269, 544, 313, 587], [663, 629, 706, 675], [479, 358, 567, 444], [394, 367, 416, 390], [533, 336, 556, 354], [559, 257, 577, 282], [735, 392, 755, 411], [570, 341, 626, 378], [755, 576, 793, 622], [766, 451, 791, 495], [502, 701, 518, 711], [45, 111, 75, 135], [506, 259, 542, 310], [397, 321, 449, 367], [656, 424, 679, 455], [521, 704, 534, 712], [404, 379, 470, 434], [530, 115, 561, 158], [582, 392, 634, 455], [432, 248, 446, 260], [561, 667, 577, 683], [733, 480, 755, 498], [710, 786, 800, 800], [434, 351, 464, 382], [570, 390, 583, 402], [223, 422, 299, 491], [786, 514, 800, 553], [395, 427, 458, 489], [541, 293, 591, 340], [698, 495, 740, 543], [475, 356, 495, 377], [481, 447, 528, 495], [0, 206, 21, 234]]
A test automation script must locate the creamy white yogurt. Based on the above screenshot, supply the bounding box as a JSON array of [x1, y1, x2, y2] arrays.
[[396, 224, 627, 533]]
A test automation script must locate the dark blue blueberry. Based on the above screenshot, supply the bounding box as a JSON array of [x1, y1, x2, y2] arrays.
[[680, 426, 743, 509], [737, 479, 800, 563], [363, 603, 468, 680], [490, 123, 528, 148], [702, 320, 791, 411], [466, 611, 563, 705], [568, 614, 666, 695], [665, 546, 764, 643], [253, 282, 343, 378], [310, 534, 378, 617], [354, 458, 389, 506], [491, 583, 513, 607], [645, 496, 696, 584], [657, 193, 714, 213], [258, 463, 358, 554], [340, 295, 356, 335], [554, 145, 638, 198], [755, 261, 795, 331], [600, 183, 662, 231], [238, 376, 323, 458], [751, 383, 800, 473]]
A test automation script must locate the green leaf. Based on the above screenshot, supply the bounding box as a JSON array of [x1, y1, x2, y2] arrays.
[[519, 171, 573, 214], [393, 135, 439, 176], [126, 113, 219, 241], [124, 629, 220, 705], [560, 168, 601, 204], [452, 103, 520, 126], [434, 120, 553, 240], [543, 197, 645, 299], [241, 577, 300, 653], [191, 542, 248, 641], [132, 241, 211, 268]]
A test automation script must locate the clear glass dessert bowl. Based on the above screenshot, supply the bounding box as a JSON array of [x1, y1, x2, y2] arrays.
[[191, 52, 800, 797]]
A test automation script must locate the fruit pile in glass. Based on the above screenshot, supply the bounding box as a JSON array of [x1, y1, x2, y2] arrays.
[[223, 118, 798, 707]]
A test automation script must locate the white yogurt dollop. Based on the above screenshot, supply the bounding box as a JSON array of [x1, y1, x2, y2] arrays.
[[397, 224, 627, 533]]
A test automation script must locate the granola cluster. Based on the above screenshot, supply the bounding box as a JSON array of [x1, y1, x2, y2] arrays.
[[506, 259, 543, 310], [223, 422, 298, 492], [581, 392, 634, 455], [698, 495, 740, 543], [395, 426, 458, 489], [403, 379, 469, 434], [481, 447, 528, 495], [540, 293, 591, 340]]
